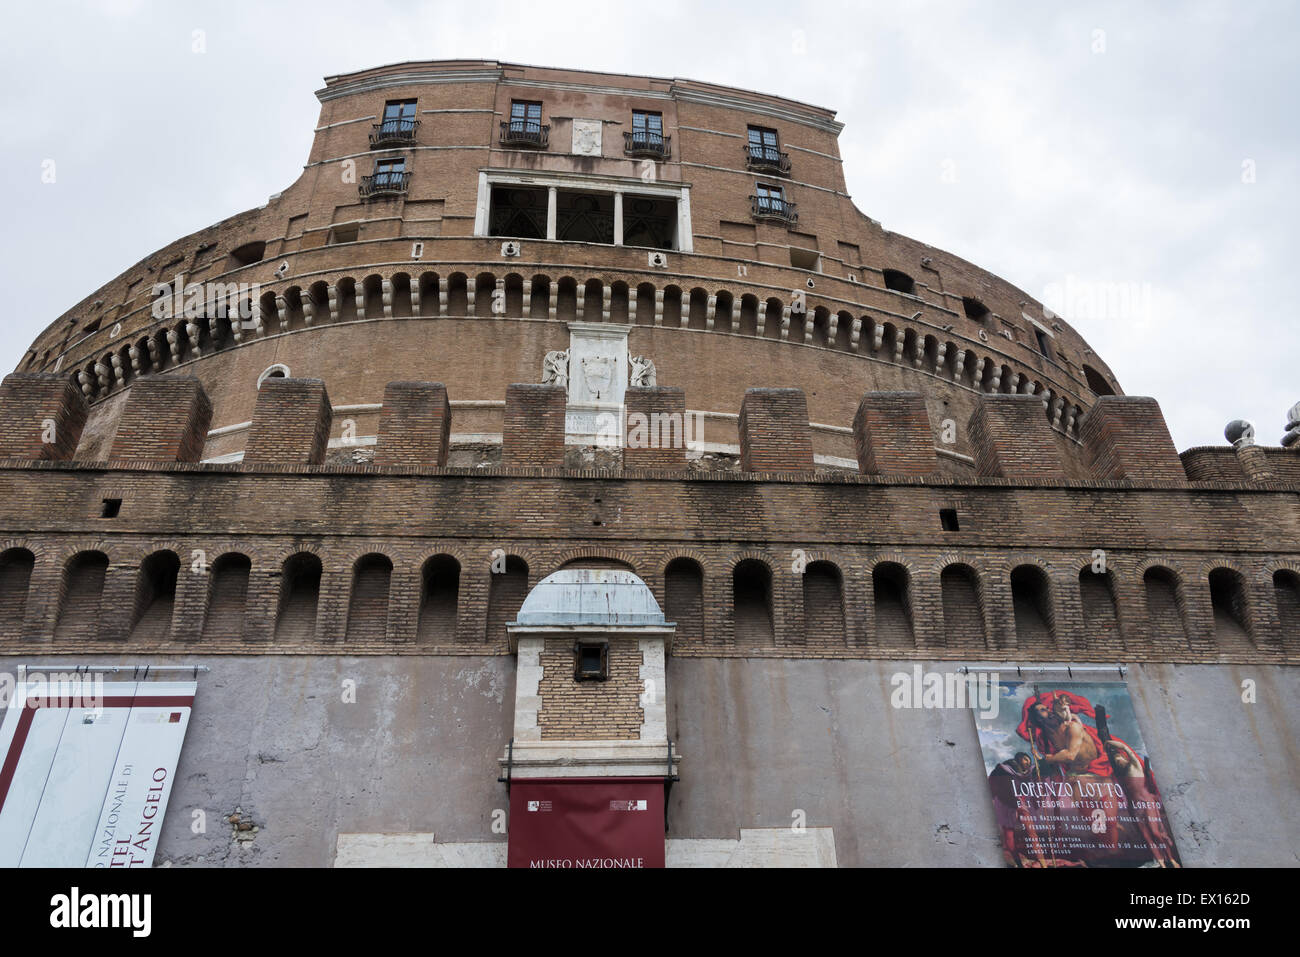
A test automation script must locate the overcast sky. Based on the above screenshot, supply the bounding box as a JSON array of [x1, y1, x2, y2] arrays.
[[1, 0, 1294, 449]]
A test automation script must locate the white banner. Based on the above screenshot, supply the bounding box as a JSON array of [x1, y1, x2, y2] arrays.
[[0, 678, 196, 868]]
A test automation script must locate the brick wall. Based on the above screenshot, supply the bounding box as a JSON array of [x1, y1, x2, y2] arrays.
[[374, 381, 450, 467], [244, 378, 332, 466], [852, 391, 938, 476], [0, 374, 87, 460], [968, 394, 1066, 479], [502, 384, 565, 467], [739, 388, 813, 472], [109, 376, 213, 462], [537, 637, 644, 740], [624, 386, 687, 469], [1080, 396, 1183, 481]]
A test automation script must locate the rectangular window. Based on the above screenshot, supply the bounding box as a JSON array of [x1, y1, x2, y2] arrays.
[[632, 110, 663, 135], [381, 99, 417, 129], [374, 158, 405, 188], [755, 182, 784, 211], [748, 125, 779, 160], [509, 100, 543, 133], [1035, 328, 1052, 358], [573, 641, 609, 681]]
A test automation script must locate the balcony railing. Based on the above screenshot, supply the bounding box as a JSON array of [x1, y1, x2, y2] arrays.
[[500, 121, 550, 149], [623, 130, 671, 159], [359, 171, 411, 200], [745, 145, 792, 175], [369, 118, 420, 148], [750, 195, 798, 225]]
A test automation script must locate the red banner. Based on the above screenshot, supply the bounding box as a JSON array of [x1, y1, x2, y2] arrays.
[[507, 777, 666, 869]]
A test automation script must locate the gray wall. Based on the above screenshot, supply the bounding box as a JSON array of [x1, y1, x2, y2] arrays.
[[1, 655, 1295, 866]]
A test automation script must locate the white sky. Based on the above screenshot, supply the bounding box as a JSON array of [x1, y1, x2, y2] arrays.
[[1, 0, 1294, 449]]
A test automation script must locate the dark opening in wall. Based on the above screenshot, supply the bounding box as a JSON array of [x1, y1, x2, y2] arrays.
[[789, 247, 820, 270], [131, 550, 179, 641], [487, 556, 529, 641], [1078, 567, 1121, 645], [1083, 364, 1115, 396], [1274, 570, 1300, 636], [1035, 328, 1053, 359], [204, 553, 251, 641], [882, 269, 915, 295], [556, 191, 614, 244], [1208, 567, 1252, 649], [872, 562, 913, 644], [1010, 565, 1054, 646], [101, 498, 122, 518], [328, 224, 360, 245], [732, 559, 773, 644], [962, 297, 990, 322], [1143, 566, 1189, 648], [420, 555, 461, 642], [0, 547, 35, 636], [346, 554, 393, 642], [275, 552, 322, 642], [228, 241, 266, 267], [665, 558, 704, 646], [56, 551, 108, 639], [803, 561, 844, 644], [940, 508, 960, 531], [623, 195, 677, 249], [940, 563, 984, 644], [489, 186, 547, 240], [573, 640, 609, 681]]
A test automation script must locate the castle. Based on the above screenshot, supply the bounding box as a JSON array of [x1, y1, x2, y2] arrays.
[[1, 61, 1296, 867]]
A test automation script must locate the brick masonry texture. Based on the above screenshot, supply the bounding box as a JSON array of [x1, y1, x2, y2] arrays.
[[109, 376, 213, 463], [1080, 396, 1183, 481], [968, 394, 1066, 479], [739, 388, 814, 472], [374, 381, 450, 467], [537, 637, 644, 740], [243, 378, 332, 466], [0, 373, 87, 460], [502, 384, 565, 467], [624, 386, 687, 470], [853, 391, 938, 476]]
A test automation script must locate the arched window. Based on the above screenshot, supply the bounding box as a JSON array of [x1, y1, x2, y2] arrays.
[[346, 554, 393, 642], [0, 548, 36, 635], [56, 551, 109, 639], [665, 558, 704, 645], [803, 561, 844, 644], [1143, 567, 1188, 647], [275, 553, 322, 642], [419, 555, 461, 641], [1209, 568, 1252, 649], [487, 556, 529, 642], [258, 364, 290, 388], [131, 550, 179, 641], [1010, 565, 1054, 646], [204, 553, 251, 640], [873, 562, 913, 644], [1083, 365, 1115, 397], [940, 563, 984, 645], [732, 559, 773, 644], [1274, 570, 1300, 637], [1078, 566, 1121, 644]]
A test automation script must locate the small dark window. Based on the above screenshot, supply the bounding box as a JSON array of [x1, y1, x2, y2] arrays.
[[328, 223, 359, 245], [940, 508, 960, 531], [228, 241, 266, 267], [962, 297, 990, 322], [882, 269, 915, 294], [1035, 328, 1053, 358], [101, 498, 122, 518], [573, 641, 608, 681]]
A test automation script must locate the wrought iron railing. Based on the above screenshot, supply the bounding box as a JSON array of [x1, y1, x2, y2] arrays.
[[369, 118, 420, 148], [745, 144, 792, 175], [623, 130, 671, 159], [359, 171, 411, 199], [500, 121, 550, 149], [750, 195, 798, 225]]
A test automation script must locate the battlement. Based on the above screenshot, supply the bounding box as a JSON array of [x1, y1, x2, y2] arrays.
[[0, 373, 1295, 663]]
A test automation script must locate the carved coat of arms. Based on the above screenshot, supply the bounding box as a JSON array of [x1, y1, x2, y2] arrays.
[[581, 355, 614, 398]]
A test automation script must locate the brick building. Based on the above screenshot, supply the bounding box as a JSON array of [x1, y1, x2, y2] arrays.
[[0, 61, 1297, 868]]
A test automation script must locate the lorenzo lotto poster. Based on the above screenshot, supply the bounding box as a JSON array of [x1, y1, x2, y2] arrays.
[[974, 681, 1182, 868]]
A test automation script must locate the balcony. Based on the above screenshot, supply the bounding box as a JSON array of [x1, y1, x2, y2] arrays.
[[369, 118, 420, 149], [623, 130, 671, 160], [745, 145, 791, 176], [750, 195, 798, 226], [500, 121, 550, 149], [358, 171, 411, 200]]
